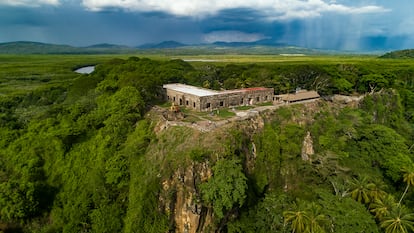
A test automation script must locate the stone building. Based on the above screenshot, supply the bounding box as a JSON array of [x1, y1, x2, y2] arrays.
[[163, 83, 274, 111], [274, 89, 320, 103]]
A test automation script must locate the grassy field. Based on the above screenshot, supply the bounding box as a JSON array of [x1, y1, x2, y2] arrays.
[[0, 55, 104, 95], [0, 53, 412, 96], [0, 54, 171, 95]]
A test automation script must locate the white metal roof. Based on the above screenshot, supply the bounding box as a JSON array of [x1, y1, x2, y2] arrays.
[[163, 83, 219, 97]]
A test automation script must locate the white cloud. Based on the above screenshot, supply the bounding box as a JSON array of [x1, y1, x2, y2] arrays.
[[81, 0, 389, 19], [203, 31, 269, 43], [0, 0, 60, 7], [343, 5, 388, 14]]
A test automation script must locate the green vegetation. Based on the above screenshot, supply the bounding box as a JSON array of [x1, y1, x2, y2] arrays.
[[215, 109, 236, 118], [234, 105, 255, 110], [380, 49, 414, 59], [200, 158, 247, 220], [0, 54, 413, 232], [0, 42, 139, 54]]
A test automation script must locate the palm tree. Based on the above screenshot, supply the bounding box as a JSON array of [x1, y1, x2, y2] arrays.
[[367, 179, 387, 203], [348, 176, 373, 204], [398, 167, 414, 206], [370, 194, 397, 221], [284, 202, 327, 233], [306, 202, 327, 233], [380, 206, 414, 233], [284, 209, 310, 233]]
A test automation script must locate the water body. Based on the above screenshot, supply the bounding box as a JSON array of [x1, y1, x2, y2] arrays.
[[74, 66, 95, 74]]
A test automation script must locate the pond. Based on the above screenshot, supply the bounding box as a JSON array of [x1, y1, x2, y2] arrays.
[[74, 66, 95, 74]]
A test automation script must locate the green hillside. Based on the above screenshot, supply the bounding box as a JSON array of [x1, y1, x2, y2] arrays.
[[0, 55, 414, 232], [0, 41, 328, 55], [380, 49, 414, 58], [0, 41, 138, 54], [0, 41, 80, 54]]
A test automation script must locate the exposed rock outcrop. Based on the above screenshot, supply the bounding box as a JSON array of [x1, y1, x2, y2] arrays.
[[331, 94, 364, 107], [301, 131, 314, 161], [153, 99, 358, 232], [161, 162, 213, 233]]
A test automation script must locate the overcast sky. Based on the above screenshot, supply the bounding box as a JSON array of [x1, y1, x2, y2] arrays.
[[0, 0, 413, 51]]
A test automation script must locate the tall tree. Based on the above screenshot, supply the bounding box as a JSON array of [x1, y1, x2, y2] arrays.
[[380, 206, 414, 233], [370, 194, 397, 221], [368, 179, 388, 204], [348, 176, 373, 204], [200, 158, 248, 221], [306, 202, 327, 233], [398, 166, 414, 206], [283, 201, 327, 233]]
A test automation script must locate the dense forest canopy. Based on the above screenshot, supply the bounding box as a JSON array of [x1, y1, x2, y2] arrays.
[[0, 55, 413, 232]]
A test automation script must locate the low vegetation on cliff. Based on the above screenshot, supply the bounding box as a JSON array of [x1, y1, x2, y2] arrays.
[[0, 55, 413, 232]]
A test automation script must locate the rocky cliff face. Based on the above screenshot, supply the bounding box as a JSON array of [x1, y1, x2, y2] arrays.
[[160, 162, 213, 233], [301, 131, 314, 161], [152, 100, 350, 232], [155, 115, 265, 232]]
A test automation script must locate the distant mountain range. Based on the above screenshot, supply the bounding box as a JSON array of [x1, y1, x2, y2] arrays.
[[85, 43, 132, 49], [137, 39, 288, 49], [135, 40, 327, 55], [138, 41, 188, 49], [0, 40, 402, 55]]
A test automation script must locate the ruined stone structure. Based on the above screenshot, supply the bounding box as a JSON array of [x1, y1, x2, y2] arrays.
[[163, 83, 274, 111], [274, 89, 320, 103]]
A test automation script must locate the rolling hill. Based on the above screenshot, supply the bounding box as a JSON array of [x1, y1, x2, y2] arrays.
[[0, 41, 138, 54], [0, 40, 333, 55], [138, 40, 188, 49], [380, 49, 414, 58], [0, 41, 80, 54], [136, 40, 325, 55]]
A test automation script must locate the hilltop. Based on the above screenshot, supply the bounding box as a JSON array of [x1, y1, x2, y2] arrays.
[[0, 41, 137, 54], [380, 49, 414, 58], [138, 40, 188, 49], [0, 41, 79, 54]]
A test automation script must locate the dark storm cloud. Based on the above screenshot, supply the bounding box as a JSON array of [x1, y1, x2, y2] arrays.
[[0, 5, 203, 46], [0, 1, 413, 51], [199, 8, 269, 33]]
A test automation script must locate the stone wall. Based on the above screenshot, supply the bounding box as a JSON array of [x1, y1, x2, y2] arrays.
[[166, 89, 202, 111], [199, 89, 274, 111], [165, 87, 274, 112]]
